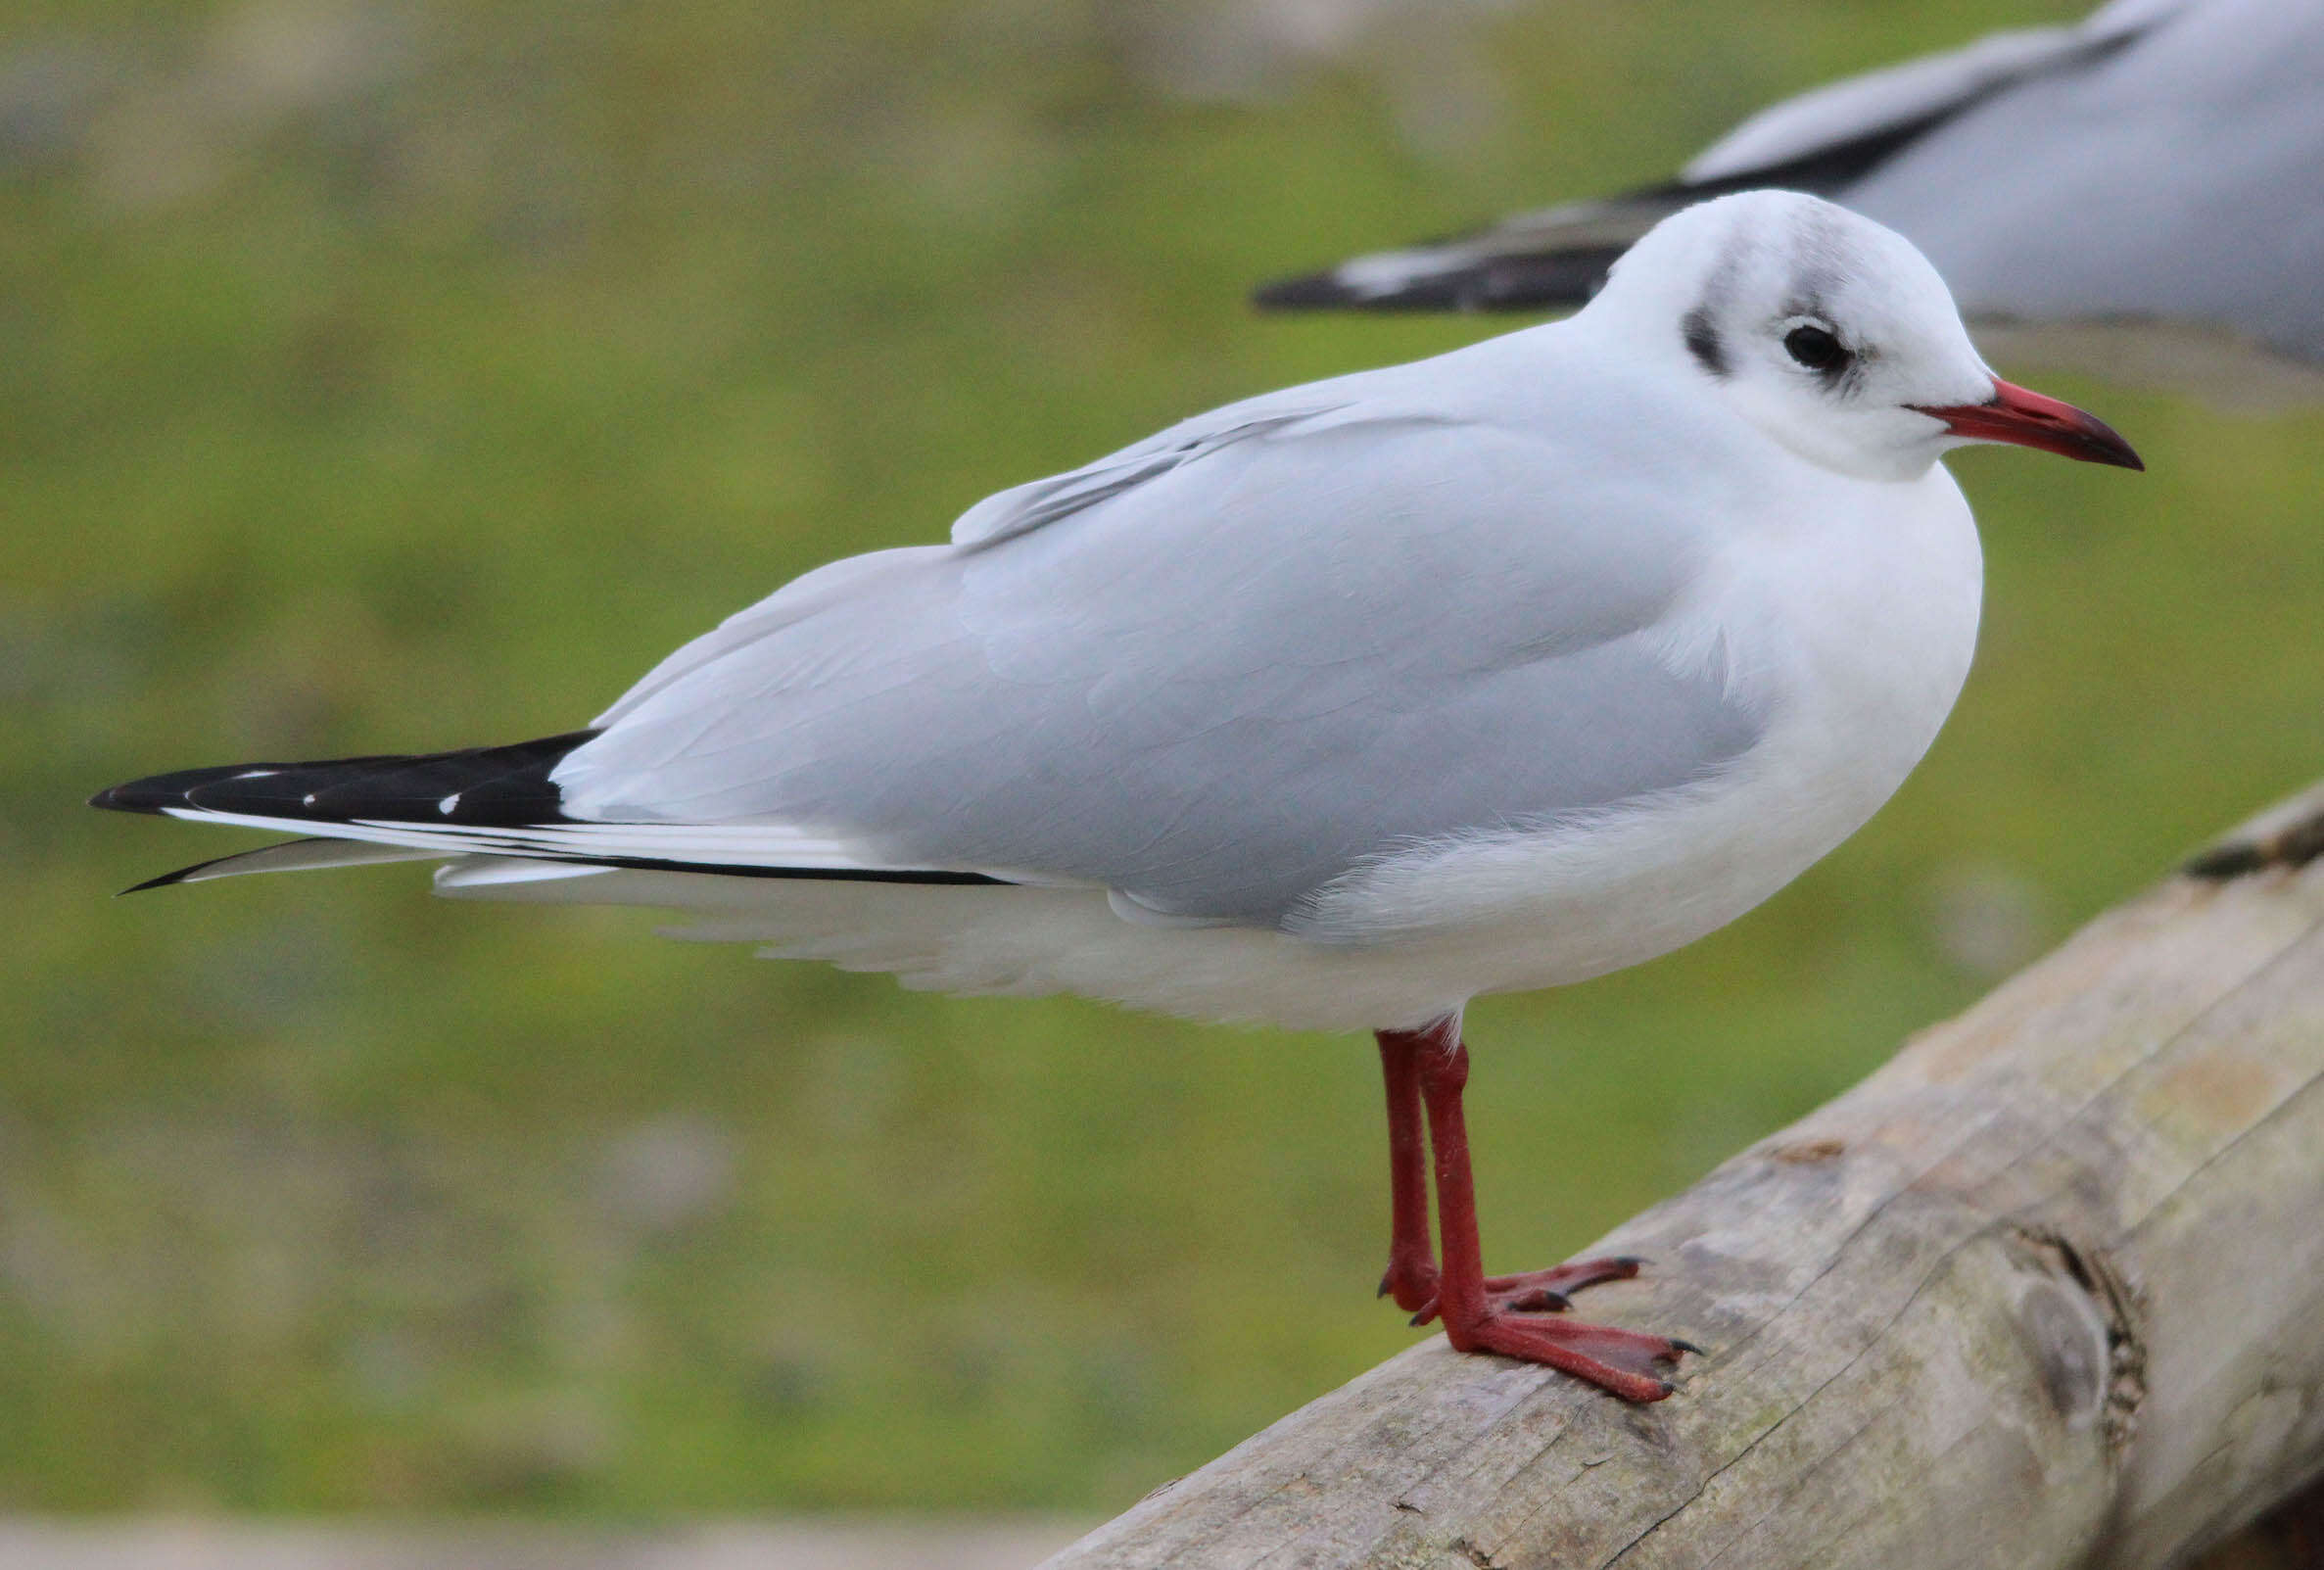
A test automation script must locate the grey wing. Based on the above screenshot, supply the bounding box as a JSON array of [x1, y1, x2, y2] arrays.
[[556, 411, 1764, 928], [1250, 0, 2190, 316], [1844, 0, 2324, 364], [1679, 0, 2178, 184], [590, 384, 1380, 722]]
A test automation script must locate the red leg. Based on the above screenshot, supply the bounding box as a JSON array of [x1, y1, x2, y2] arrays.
[[1380, 1023, 1646, 1324], [1376, 1027, 1440, 1313], [1411, 1018, 1696, 1403]]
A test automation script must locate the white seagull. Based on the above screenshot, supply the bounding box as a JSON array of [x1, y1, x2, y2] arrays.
[[95, 192, 2141, 1403], [1257, 0, 2324, 391]]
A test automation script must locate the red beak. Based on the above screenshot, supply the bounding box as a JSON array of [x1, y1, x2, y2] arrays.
[[1912, 378, 2144, 471]]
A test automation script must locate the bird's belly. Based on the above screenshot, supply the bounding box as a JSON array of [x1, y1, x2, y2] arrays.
[[1303, 731, 1922, 998], [1300, 493, 1984, 997]]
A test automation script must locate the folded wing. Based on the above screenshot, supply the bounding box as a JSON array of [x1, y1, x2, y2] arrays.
[[557, 375, 1766, 927]]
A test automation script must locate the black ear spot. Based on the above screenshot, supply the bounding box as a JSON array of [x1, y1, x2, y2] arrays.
[[1683, 307, 1729, 378]]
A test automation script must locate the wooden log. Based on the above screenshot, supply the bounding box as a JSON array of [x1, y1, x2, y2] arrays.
[[1041, 783, 2324, 1570]]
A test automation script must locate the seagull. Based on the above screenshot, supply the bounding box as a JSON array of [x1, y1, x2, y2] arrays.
[[1256, 0, 2324, 392], [92, 191, 2141, 1403]]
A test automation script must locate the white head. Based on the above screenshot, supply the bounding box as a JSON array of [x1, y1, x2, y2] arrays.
[[1584, 190, 2141, 483]]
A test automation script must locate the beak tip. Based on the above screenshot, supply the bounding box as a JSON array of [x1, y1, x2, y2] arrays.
[[1921, 379, 2146, 473], [2083, 424, 2145, 472]]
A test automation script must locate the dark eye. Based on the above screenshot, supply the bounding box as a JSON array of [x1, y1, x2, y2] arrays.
[[1783, 324, 1850, 373]]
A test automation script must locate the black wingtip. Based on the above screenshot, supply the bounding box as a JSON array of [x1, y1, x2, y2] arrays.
[[116, 857, 231, 894], [1252, 266, 1494, 314], [90, 759, 312, 815], [1253, 248, 1628, 315], [87, 730, 604, 831], [118, 844, 312, 893], [1252, 270, 1374, 311], [118, 870, 190, 895], [90, 780, 178, 815]]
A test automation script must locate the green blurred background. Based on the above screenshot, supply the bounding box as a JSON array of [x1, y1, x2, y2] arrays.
[[4, 0, 2319, 1520]]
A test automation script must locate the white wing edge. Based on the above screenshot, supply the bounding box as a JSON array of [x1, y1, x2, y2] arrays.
[[153, 805, 977, 877], [1683, 2, 2183, 185], [948, 403, 1354, 547], [436, 858, 615, 888], [136, 836, 451, 886]]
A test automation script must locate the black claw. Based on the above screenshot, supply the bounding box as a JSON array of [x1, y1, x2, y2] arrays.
[[1612, 1256, 1648, 1269], [1670, 1338, 1705, 1356], [1656, 1380, 1677, 1398], [1377, 1276, 1392, 1299]]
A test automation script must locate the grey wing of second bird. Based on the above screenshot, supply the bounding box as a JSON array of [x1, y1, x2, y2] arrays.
[[1255, 0, 2324, 370]]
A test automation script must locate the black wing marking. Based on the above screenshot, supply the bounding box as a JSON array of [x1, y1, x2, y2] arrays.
[[92, 730, 1014, 890], [90, 730, 599, 827]]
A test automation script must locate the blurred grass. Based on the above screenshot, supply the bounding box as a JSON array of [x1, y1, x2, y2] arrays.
[[4, 0, 2321, 1519]]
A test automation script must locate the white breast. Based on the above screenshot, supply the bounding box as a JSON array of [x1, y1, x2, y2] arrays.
[[1290, 459, 1985, 998]]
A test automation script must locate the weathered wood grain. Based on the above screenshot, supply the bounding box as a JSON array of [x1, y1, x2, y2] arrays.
[[1041, 784, 2324, 1570]]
